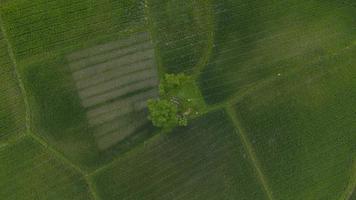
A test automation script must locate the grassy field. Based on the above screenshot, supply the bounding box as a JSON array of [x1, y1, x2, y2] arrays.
[[93, 111, 268, 200], [0, 29, 26, 142], [232, 46, 356, 199], [0, 136, 92, 199], [198, 0, 356, 104], [0, 0, 355, 199], [0, 0, 145, 60]]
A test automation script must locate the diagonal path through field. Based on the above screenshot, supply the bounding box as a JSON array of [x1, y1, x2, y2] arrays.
[[0, 15, 30, 136], [339, 163, 356, 200], [226, 106, 275, 200]]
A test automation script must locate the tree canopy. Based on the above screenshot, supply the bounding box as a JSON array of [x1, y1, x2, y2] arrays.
[[147, 99, 178, 128], [147, 73, 203, 129]]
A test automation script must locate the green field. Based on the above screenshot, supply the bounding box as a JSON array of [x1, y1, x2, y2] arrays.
[[0, 0, 355, 199], [232, 45, 356, 199], [147, 0, 214, 74], [0, 136, 92, 199], [0, 29, 26, 142], [93, 111, 267, 200], [198, 0, 355, 104]]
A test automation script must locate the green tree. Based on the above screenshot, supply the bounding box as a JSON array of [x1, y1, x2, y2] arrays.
[[147, 99, 178, 129], [148, 73, 203, 129]]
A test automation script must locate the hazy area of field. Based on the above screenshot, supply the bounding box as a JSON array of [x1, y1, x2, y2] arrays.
[[0, 0, 355, 199]]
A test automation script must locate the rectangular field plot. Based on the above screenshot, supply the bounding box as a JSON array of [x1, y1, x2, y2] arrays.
[[67, 32, 158, 150], [233, 46, 356, 200], [198, 0, 356, 104], [0, 136, 92, 200], [0, 0, 145, 59], [0, 31, 26, 142], [93, 110, 268, 200]]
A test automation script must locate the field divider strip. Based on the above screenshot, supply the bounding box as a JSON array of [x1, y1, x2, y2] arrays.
[[219, 39, 356, 107], [89, 128, 165, 177], [340, 161, 356, 200], [88, 95, 226, 177], [224, 59, 312, 107], [29, 132, 99, 200], [192, 0, 215, 78], [143, 0, 165, 79], [225, 106, 275, 200], [29, 132, 86, 175], [0, 15, 31, 135], [85, 176, 102, 200]]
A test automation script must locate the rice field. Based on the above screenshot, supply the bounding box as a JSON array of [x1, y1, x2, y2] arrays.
[[0, 136, 92, 199], [0, 0, 355, 199], [0, 0, 146, 59], [232, 46, 356, 199], [198, 0, 356, 104], [0, 29, 26, 142], [92, 111, 268, 200]]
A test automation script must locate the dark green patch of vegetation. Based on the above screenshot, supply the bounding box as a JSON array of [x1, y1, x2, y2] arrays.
[[21, 56, 102, 170], [147, 73, 205, 129], [24, 58, 86, 134]]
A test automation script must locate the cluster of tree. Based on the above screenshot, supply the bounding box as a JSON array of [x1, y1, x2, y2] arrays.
[[147, 73, 197, 129]]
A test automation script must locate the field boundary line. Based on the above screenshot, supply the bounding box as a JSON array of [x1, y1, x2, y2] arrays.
[[29, 132, 100, 199], [88, 102, 226, 177], [0, 15, 31, 135], [0, 16, 99, 200], [340, 161, 356, 200], [192, 0, 215, 78], [225, 40, 356, 107], [143, 0, 165, 79], [30, 133, 86, 175], [0, 133, 28, 150], [225, 106, 275, 200], [85, 176, 102, 200], [226, 65, 301, 107], [89, 128, 165, 177]]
